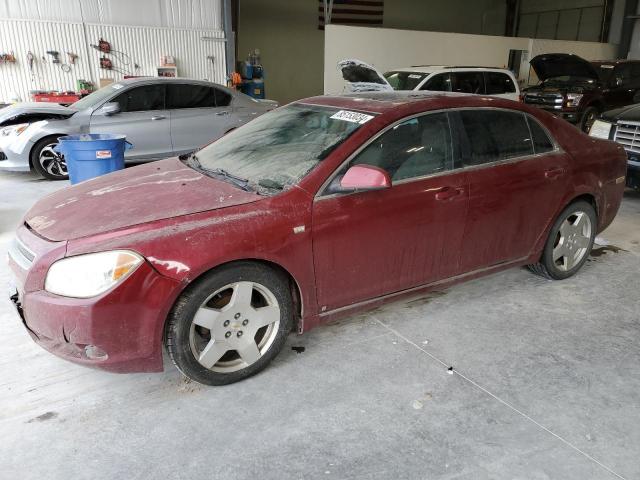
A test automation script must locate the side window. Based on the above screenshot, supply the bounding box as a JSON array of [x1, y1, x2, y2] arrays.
[[112, 85, 165, 112], [485, 72, 516, 94], [450, 72, 484, 94], [345, 112, 453, 182], [526, 116, 555, 154], [166, 84, 216, 109], [213, 87, 232, 107], [421, 73, 450, 92], [459, 110, 533, 166]]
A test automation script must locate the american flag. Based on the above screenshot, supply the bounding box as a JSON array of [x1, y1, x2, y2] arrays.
[[319, 0, 384, 30]]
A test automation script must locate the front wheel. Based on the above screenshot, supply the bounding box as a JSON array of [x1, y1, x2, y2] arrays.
[[31, 136, 68, 180], [528, 200, 597, 280], [580, 107, 599, 133], [166, 262, 293, 385]]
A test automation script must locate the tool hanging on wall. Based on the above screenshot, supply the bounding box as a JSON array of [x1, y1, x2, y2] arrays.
[[98, 38, 111, 53], [67, 52, 78, 64], [46, 50, 60, 64], [100, 56, 113, 70], [0, 51, 16, 64]]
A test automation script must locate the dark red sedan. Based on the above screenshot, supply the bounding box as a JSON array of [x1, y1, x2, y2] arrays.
[[8, 92, 627, 385]]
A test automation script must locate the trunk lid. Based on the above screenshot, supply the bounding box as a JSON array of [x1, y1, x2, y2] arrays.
[[24, 158, 261, 241], [530, 53, 599, 82]]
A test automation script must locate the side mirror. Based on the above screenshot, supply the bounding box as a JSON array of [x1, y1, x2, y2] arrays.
[[614, 77, 623, 87], [339, 164, 392, 191], [99, 102, 121, 116]]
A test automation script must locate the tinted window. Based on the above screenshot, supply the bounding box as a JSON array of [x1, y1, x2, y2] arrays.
[[214, 88, 232, 107], [485, 72, 516, 94], [614, 64, 633, 87], [459, 110, 533, 166], [166, 84, 216, 109], [450, 72, 484, 94], [421, 73, 451, 92], [113, 84, 164, 112], [527, 116, 554, 154], [348, 113, 453, 181], [384, 71, 429, 90]]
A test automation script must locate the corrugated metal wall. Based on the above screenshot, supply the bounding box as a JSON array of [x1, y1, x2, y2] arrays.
[[0, 0, 222, 29], [0, 0, 225, 102]]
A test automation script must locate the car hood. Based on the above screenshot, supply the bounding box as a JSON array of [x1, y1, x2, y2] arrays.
[[338, 59, 393, 93], [530, 53, 600, 82], [0, 102, 75, 123], [24, 158, 261, 241], [601, 103, 640, 122]]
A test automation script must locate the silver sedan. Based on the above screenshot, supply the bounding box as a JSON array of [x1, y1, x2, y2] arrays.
[[0, 77, 277, 180]]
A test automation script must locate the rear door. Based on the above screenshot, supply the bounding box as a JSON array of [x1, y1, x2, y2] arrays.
[[606, 64, 639, 108], [167, 83, 237, 155], [453, 109, 570, 271], [90, 83, 171, 160], [484, 71, 519, 101]]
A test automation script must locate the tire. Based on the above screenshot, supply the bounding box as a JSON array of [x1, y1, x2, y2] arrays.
[[31, 135, 68, 180], [579, 106, 599, 133], [166, 262, 293, 385], [528, 200, 597, 280]]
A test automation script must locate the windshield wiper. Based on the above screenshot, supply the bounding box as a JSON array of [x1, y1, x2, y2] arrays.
[[186, 155, 254, 192]]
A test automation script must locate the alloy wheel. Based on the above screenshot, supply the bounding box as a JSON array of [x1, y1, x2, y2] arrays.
[[39, 142, 67, 178], [552, 211, 592, 271], [188, 281, 281, 373]]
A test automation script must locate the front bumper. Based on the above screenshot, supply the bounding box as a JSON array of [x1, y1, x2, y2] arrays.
[[8, 228, 181, 373], [0, 136, 32, 172]]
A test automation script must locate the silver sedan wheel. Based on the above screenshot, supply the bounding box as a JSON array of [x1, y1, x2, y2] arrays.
[[552, 211, 592, 271], [39, 142, 67, 177], [189, 281, 281, 373]]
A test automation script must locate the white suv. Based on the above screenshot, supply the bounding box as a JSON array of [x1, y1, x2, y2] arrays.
[[383, 66, 520, 101]]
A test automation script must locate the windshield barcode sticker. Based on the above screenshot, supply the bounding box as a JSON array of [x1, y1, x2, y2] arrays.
[[408, 74, 422, 79], [330, 110, 374, 124]]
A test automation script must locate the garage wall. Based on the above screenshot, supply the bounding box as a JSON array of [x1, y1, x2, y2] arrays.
[[0, 0, 226, 103], [323, 24, 617, 94]]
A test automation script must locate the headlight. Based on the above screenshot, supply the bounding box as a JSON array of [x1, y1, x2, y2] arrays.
[[566, 93, 583, 107], [45, 250, 143, 298], [1, 123, 29, 136], [589, 119, 612, 139]]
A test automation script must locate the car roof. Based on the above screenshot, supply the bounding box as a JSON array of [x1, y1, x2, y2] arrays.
[[387, 66, 513, 74], [297, 90, 519, 115], [114, 77, 220, 87], [591, 59, 640, 65]]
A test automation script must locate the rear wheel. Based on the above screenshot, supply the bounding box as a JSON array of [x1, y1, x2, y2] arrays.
[[166, 262, 293, 385], [31, 136, 68, 180], [580, 106, 599, 133], [528, 200, 596, 280]]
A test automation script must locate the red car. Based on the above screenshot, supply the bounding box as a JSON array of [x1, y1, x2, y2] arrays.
[[8, 92, 627, 385]]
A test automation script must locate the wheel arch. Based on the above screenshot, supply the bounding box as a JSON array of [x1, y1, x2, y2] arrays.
[[165, 257, 305, 336], [28, 133, 66, 169]]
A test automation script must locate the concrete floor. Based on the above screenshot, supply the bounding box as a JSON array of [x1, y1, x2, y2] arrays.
[[1, 170, 639, 480]]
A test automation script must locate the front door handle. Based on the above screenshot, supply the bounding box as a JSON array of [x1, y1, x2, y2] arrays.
[[216, 111, 230, 116], [544, 167, 565, 179], [435, 186, 463, 201], [151, 115, 166, 121]]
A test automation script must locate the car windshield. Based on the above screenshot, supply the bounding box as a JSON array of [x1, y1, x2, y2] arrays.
[[384, 71, 428, 90], [71, 83, 123, 110], [184, 104, 371, 195]]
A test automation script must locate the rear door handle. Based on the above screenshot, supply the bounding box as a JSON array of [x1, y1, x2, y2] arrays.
[[435, 186, 464, 201], [151, 115, 166, 121], [216, 111, 230, 116], [544, 167, 565, 179]]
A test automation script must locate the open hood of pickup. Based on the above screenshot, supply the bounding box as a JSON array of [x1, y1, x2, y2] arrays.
[[530, 53, 600, 82]]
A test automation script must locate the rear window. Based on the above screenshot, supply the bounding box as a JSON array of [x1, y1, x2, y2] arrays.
[[384, 71, 428, 90], [527, 116, 554, 154], [450, 72, 485, 94], [485, 72, 516, 94]]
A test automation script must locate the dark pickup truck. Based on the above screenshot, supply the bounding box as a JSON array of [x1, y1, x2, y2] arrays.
[[522, 53, 640, 132]]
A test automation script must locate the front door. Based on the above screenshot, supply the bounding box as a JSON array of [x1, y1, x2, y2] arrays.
[[167, 83, 238, 155], [90, 83, 172, 160], [312, 112, 469, 312], [454, 109, 570, 272]]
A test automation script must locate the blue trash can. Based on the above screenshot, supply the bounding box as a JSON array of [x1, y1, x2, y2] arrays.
[[55, 134, 133, 184]]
